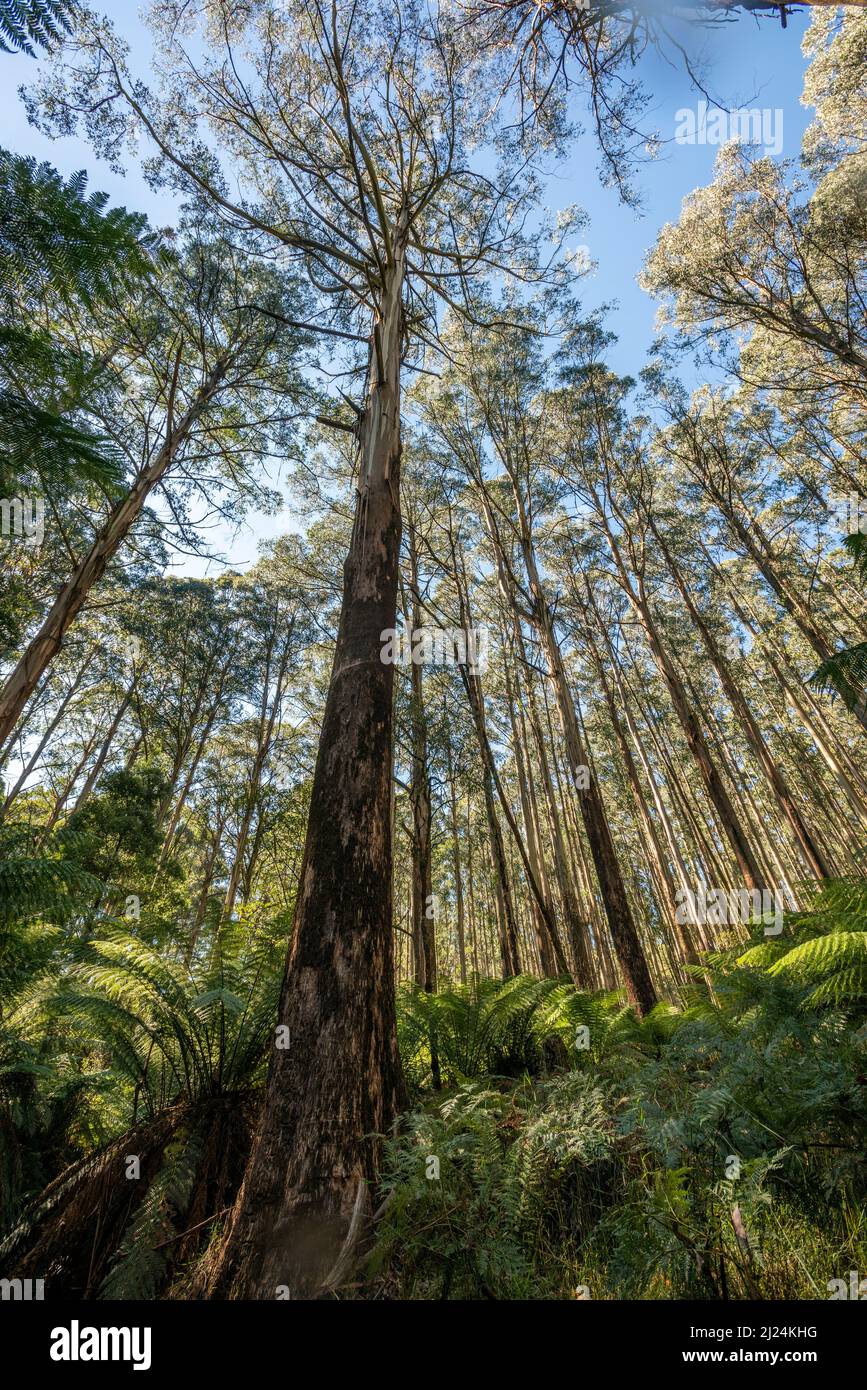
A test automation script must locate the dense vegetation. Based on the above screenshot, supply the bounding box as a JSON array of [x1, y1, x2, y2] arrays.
[[0, 0, 865, 1301]]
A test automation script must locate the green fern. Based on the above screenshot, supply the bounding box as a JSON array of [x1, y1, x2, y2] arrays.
[[0, 0, 77, 54]]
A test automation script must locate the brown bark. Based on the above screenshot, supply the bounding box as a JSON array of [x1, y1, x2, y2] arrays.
[[201, 246, 408, 1300]]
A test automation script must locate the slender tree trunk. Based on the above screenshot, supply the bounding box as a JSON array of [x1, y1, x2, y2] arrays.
[[157, 695, 223, 869], [187, 811, 227, 964], [406, 528, 439, 1086], [222, 623, 293, 923], [587, 629, 699, 967], [42, 731, 100, 835], [485, 481, 657, 1012], [450, 548, 522, 976], [653, 526, 831, 880], [523, 667, 595, 986], [462, 668, 522, 977], [0, 358, 229, 749], [503, 645, 558, 975], [71, 678, 136, 815], [1, 650, 93, 815], [444, 715, 467, 985], [600, 522, 767, 894], [693, 461, 867, 735]]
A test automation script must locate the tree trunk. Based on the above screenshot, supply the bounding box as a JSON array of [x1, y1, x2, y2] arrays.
[[201, 249, 407, 1300], [444, 714, 468, 985], [1, 649, 94, 815], [406, 529, 440, 1087], [654, 528, 830, 881], [70, 678, 136, 814], [0, 358, 229, 748], [486, 478, 657, 1013]]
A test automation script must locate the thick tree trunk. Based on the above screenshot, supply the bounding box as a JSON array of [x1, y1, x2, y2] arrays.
[[201, 254, 407, 1300]]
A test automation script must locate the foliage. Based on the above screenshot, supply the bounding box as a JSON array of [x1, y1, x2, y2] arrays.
[[809, 535, 867, 714], [0, 0, 77, 55], [374, 884, 867, 1299], [0, 0, 865, 1309], [0, 914, 284, 1294]]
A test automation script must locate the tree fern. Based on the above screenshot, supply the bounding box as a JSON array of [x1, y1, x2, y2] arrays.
[[0, 917, 282, 1293], [769, 932, 867, 1006], [0, 0, 78, 54], [0, 148, 154, 512], [98, 1122, 203, 1300], [0, 150, 154, 304]]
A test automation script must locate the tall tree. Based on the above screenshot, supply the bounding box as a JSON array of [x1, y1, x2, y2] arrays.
[[29, 0, 561, 1296]]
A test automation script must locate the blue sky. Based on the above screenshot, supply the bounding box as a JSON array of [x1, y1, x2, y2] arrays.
[[1, 4, 815, 572]]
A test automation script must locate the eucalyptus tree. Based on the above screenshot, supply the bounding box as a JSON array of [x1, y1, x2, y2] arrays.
[[637, 502, 834, 882], [548, 359, 773, 894], [643, 146, 867, 425], [457, 0, 840, 208], [638, 9, 867, 747], [27, 0, 568, 1292], [0, 151, 154, 667], [123, 577, 246, 837], [0, 230, 308, 747], [416, 312, 657, 1009], [408, 470, 564, 980], [400, 499, 438, 994], [215, 555, 308, 926], [650, 387, 867, 737], [642, 8, 867, 457], [0, 632, 99, 813]]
